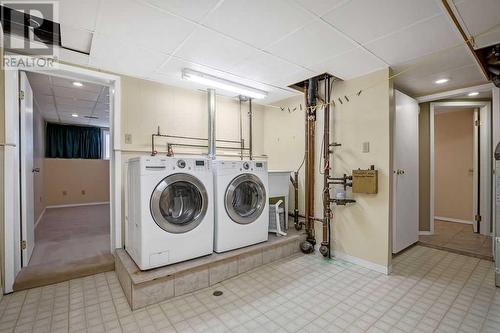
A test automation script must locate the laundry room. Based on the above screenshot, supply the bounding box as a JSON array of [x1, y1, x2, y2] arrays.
[[1, 1, 500, 332]]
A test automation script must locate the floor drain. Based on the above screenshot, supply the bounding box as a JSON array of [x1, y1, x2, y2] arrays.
[[213, 290, 223, 297]]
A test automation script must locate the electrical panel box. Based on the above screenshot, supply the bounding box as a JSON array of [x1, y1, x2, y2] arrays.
[[352, 169, 378, 194]]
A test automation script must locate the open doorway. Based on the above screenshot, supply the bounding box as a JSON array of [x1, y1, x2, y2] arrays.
[[419, 101, 493, 260], [13, 71, 113, 290]]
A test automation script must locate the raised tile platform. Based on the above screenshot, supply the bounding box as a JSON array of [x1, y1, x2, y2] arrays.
[[115, 229, 306, 309]]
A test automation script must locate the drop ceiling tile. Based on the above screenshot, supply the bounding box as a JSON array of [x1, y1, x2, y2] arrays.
[[58, 0, 100, 31], [57, 47, 90, 67], [266, 20, 356, 68], [394, 63, 487, 96], [53, 86, 99, 101], [30, 83, 52, 96], [57, 105, 94, 115], [95, 0, 196, 54], [143, 0, 220, 21], [311, 47, 387, 80], [55, 96, 96, 109], [364, 15, 462, 65], [90, 34, 168, 78], [454, 0, 500, 48], [34, 94, 54, 105], [59, 116, 88, 126], [294, 0, 350, 16], [270, 68, 317, 87], [51, 77, 102, 93], [38, 101, 56, 113], [231, 51, 306, 85], [322, 0, 442, 44], [98, 93, 110, 103], [95, 103, 109, 112], [60, 25, 93, 54], [203, 0, 315, 49], [391, 45, 475, 79], [175, 28, 256, 70]]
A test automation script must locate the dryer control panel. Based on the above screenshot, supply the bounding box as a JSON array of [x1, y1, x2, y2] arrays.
[[171, 158, 211, 172]]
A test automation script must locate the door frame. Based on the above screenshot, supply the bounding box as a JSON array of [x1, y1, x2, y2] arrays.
[[3, 61, 122, 293], [430, 101, 491, 236]]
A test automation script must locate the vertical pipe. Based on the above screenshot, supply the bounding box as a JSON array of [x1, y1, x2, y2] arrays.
[[322, 76, 331, 257], [239, 97, 243, 160], [207, 88, 216, 159], [304, 83, 311, 239], [249, 98, 253, 160], [294, 172, 299, 228]]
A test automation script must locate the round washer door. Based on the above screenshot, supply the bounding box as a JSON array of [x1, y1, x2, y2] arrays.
[[225, 174, 266, 225], [150, 173, 208, 233]]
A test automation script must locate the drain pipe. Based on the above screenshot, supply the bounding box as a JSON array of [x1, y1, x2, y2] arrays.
[[320, 75, 332, 258], [208, 88, 216, 159], [301, 78, 318, 254]]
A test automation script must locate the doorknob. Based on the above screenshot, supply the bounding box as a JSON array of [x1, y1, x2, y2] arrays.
[[396, 169, 405, 175], [32, 168, 40, 173]]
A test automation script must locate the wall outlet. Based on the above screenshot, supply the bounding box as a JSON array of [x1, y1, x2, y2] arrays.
[[125, 133, 132, 144], [362, 142, 370, 153]]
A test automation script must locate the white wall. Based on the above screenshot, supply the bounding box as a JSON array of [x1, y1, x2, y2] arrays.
[[120, 76, 265, 157], [263, 69, 393, 271]]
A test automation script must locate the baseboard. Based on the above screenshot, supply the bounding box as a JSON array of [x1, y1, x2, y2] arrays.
[[419, 231, 433, 235], [46, 202, 110, 209], [434, 216, 473, 225], [34, 208, 46, 229], [332, 250, 392, 275]]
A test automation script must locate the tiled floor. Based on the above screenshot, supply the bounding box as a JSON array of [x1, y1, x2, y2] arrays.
[[30, 204, 111, 266], [0, 245, 498, 333], [419, 220, 493, 260]]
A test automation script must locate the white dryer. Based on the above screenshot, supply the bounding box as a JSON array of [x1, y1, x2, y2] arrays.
[[213, 160, 269, 253], [126, 156, 213, 270]]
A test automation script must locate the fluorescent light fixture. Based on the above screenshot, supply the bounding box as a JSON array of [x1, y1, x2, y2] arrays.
[[72, 81, 83, 87], [434, 78, 449, 84], [71, 113, 79, 118], [468, 92, 479, 96], [182, 68, 268, 99]]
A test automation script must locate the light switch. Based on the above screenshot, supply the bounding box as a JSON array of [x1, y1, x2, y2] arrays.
[[125, 134, 132, 144], [362, 142, 370, 153]]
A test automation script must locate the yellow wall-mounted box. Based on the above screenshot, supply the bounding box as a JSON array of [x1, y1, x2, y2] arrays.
[[352, 169, 378, 194]]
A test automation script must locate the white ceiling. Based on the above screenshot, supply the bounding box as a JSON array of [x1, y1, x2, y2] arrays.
[[27, 72, 109, 127], [52, 0, 499, 102]]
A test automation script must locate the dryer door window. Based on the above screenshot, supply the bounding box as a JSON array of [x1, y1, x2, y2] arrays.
[[225, 174, 266, 225], [150, 174, 208, 233]]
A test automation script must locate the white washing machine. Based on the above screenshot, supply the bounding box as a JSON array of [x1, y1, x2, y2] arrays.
[[126, 156, 214, 270], [213, 160, 269, 253]]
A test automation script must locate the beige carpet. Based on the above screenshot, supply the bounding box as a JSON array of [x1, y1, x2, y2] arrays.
[[14, 204, 114, 291]]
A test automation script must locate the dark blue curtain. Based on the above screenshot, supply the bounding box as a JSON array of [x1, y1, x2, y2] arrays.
[[45, 123, 102, 159]]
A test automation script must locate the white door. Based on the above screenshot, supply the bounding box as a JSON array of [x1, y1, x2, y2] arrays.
[[393, 90, 419, 254], [20, 72, 35, 266]]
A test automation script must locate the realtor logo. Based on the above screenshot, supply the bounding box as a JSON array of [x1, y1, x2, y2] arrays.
[[0, 1, 59, 69]]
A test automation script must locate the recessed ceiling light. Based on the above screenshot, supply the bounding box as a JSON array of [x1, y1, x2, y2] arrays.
[[71, 114, 78, 118], [435, 78, 449, 84], [72, 81, 83, 87], [468, 92, 479, 96]]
